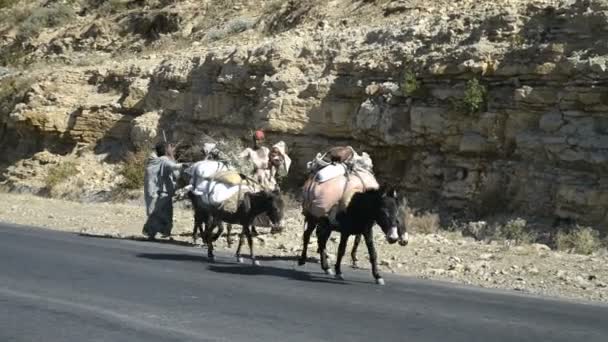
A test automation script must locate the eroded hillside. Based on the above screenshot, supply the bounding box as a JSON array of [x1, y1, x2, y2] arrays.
[[1, 0, 607, 234]]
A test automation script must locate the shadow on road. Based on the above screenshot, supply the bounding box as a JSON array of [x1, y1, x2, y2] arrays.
[[206, 263, 351, 285], [136, 252, 208, 262]]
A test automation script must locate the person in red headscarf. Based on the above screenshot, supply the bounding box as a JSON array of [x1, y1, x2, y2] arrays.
[[240, 130, 270, 174]]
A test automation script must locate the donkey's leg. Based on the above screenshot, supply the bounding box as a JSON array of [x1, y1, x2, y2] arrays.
[[212, 220, 224, 242], [351, 234, 362, 268], [204, 216, 216, 262], [226, 224, 233, 248], [298, 218, 315, 266], [236, 228, 246, 263], [363, 229, 384, 285], [244, 225, 259, 266], [335, 233, 349, 280], [316, 224, 333, 275], [251, 226, 259, 237]]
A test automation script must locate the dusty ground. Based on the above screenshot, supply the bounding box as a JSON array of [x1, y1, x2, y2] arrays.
[[0, 192, 606, 303]]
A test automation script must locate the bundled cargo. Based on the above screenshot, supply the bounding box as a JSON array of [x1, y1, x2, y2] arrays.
[[302, 146, 378, 223]]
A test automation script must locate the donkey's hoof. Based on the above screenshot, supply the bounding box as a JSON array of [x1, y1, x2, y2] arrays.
[[376, 278, 385, 286], [335, 274, 344, 281], [297, 259, 306, 266], [325, 269, 334, 276], [253, 260, 261, 266], [351, 262, 359, 269], [237, 257, 244, 263]]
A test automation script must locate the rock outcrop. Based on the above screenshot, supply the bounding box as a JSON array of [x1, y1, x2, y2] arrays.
[[1, 0, 607, 230]]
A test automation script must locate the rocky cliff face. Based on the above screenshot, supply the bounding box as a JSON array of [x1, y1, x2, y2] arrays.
[[1, 0, 607, 231]]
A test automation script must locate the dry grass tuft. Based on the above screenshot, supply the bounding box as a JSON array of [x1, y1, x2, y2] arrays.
[[406, 208, 440, 234], [118, 151, 147, 190], [45, 161, 78, 190], [495, 218, 535, 245], [555, 226, 602, 255]]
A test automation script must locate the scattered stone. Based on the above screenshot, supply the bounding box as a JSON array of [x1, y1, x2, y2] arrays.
[[532, 244, 551, 252], [380, 259, 392, 266], [428, 268, 446, 276], [479, 253, 494, 260]]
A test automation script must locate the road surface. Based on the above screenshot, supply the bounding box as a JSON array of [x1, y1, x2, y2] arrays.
[[1, 223, 607, 342]]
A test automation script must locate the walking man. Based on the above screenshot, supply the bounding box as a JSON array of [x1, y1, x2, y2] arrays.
[[143, 142, 185, 240]]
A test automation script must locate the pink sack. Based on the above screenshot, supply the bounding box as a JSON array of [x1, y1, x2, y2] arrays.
[[302, 169, 379, 219]]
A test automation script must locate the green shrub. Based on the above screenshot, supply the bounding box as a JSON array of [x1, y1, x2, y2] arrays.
[[462, 78, 487, 114], [45, 161, 78, 189], [401, 69, 418, 95], [118, 151, 146, 190], [555, 226, 601, 255], [0, 0, 19, 9], [498, 218, 534, 245], [0, 75, 33, 114], [17, 4, 74, 40]]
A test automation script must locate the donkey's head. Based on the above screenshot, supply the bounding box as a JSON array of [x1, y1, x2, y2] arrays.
[[374, 187, 407, 245], [245, 189, 285, 232]]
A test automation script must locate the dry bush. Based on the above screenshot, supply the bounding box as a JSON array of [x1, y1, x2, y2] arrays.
[[118, 151, 147, 190], [17, 4, 74, 40], [494, 218, 535, 245], [555, 226, 601, 255], [45, 161, 78, 190], [406, 208, 440, 234], [0, 75, 33, 113], [0, 0, 19, 9]]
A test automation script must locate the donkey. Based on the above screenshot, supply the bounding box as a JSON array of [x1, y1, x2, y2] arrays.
[[196, 190, 285, 265], [300, 188, 405, 285]]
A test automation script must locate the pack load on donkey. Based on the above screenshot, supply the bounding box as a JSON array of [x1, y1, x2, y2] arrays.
[[302, 146, 378, 224]]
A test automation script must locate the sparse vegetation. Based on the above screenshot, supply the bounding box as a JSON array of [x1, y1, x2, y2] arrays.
[[45, 161, 78, 190], [555, 226, 601, 255], [462, 78, 487, 114], [207, 17, 257, 41], [407, 209, 440, 234], [17, 4, 75, 40], [97, 0, 129, 15], [118, 151, 147, 190], [0, 0, 19, 9], [0, 75, 33, 114], [401, 69, 419, 96], [496, 218, 535, 245]]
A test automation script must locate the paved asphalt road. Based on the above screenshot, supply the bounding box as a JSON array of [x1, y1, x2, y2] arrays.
[[1, 223, 607, 342]]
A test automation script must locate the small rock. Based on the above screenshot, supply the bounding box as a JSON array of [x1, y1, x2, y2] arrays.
[[532, 243, 551, 252], [556, 270, 567, 279], [479, 253, 493, 260], [448, 263, 464, 272], [380, 259, 392, 267], [448, 256, 462, 263], [429, 268, 446, 276], [526, 266, 540, 274]]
